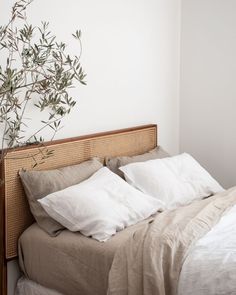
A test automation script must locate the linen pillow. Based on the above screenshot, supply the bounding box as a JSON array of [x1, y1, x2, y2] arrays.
[[105, 146, 169, 178], [19, 158, 103, 236], [38, 167, 163, 242], [120, 153, 224, 210]]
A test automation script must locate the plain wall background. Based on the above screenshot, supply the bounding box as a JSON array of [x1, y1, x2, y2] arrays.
[[180, 0, 236, 188], [0, 0, 181, 155], [0, 1, 181, 294]]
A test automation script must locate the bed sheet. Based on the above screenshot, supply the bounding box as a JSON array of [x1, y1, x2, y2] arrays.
[[178, 204, 236, 295], [18, 217, 154, 295], [15, 277, 62, 295]]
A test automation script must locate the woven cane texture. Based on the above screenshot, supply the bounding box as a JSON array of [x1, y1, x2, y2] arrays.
[[3, 125, 157, 259]]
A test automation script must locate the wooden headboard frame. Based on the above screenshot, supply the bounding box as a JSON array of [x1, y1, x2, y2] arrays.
[[0, 124, 157, 292]]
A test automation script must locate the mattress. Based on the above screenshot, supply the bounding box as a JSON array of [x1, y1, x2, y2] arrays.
[[18, 217, 154, 295]]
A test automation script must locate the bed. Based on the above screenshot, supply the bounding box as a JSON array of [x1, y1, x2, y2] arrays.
[[1, 124, 236, 295], [0, 124, 157, 295]]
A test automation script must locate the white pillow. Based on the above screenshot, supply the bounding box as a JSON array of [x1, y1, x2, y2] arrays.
[[119, 153, 224, 210], [38, 167, 163, 242]]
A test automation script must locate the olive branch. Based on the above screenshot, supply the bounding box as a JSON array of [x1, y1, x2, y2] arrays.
[[0, 0, 86, 177]]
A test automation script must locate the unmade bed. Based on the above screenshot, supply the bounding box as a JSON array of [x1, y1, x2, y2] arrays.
[[17, 190, 236, 295], [1, 124, 236, 295]]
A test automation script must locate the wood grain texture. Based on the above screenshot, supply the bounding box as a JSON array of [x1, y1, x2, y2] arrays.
[[3, 124, 157, 260]]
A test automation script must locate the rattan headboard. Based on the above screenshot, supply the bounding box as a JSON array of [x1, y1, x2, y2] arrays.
[[2, 124, 157, 259]]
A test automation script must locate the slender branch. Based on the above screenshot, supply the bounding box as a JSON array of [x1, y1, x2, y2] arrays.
[[0, 77, 48, 95], [0, 0, 86, 179], [0, 0, 33, 42], [25, 115, 65, 143], [0, 116, 8, 163], [2, 144, 52, 160]]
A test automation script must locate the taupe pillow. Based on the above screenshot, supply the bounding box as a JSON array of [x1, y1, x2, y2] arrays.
[[105, 146, 169, 178], [19, 158, 103, 236]]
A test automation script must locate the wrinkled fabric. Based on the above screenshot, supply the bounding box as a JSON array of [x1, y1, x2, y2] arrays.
[[107, 187, 236, 295], [178, 202, 236, 295]]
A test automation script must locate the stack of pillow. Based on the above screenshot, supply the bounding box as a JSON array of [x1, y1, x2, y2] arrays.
[[20, 147, 224, 242]]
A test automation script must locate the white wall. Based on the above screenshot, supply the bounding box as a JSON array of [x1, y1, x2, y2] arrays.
[[180, 0, 236, 188], [0, 0, 181, 155], [0, 1, 181, 294]]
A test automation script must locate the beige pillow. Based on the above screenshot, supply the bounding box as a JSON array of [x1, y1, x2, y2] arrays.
[[19, 158, 103, 236], [105, 146, 169, 178]]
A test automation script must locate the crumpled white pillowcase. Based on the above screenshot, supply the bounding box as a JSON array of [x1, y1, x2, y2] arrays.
[[119, 153, 224, 210], [39, 167, 163, 242]]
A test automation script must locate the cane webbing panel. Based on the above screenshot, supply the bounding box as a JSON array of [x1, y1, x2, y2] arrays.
[[3, 124, 157, 259]]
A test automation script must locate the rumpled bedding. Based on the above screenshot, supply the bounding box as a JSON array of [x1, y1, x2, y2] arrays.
[[178, 200, 236, 295], [18, 188, 236, 295], [107, 187, 236, 295]]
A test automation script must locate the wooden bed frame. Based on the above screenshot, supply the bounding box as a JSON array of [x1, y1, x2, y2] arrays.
[[0, 124, 157, 295]]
